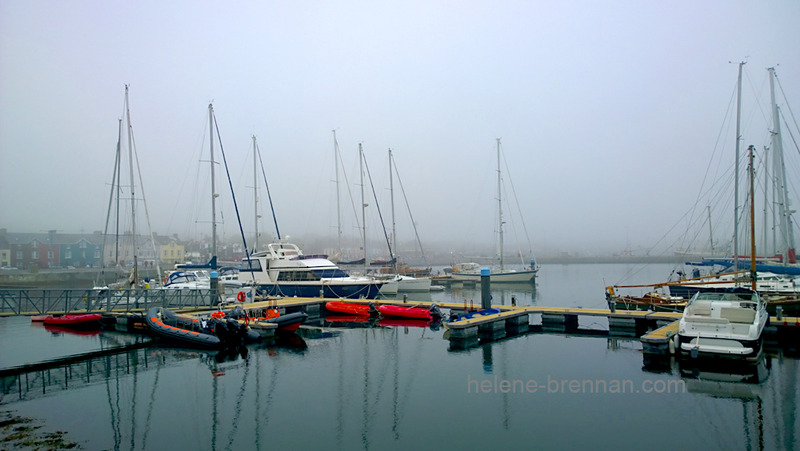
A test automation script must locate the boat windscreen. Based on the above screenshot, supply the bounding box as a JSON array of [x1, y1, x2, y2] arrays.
[[240, 259, 263, 272], [313, 269, 350, 278]]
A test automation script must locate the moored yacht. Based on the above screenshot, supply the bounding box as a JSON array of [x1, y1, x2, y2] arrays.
[[677, 288, 768, 361], [240, 240, 384, 299]]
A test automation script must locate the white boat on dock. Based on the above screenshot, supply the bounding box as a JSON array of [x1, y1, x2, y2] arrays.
[[241, 240, 384, 299], [677, 288, 768, 361]]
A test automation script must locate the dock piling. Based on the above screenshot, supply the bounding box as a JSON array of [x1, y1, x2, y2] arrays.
[[480, 268, 491, 310]]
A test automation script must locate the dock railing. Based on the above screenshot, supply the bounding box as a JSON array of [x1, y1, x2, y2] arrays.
[[0, 288, 220, 315]]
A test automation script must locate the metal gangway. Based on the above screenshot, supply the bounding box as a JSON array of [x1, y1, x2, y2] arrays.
[[0, 288, 222, 316], [0, 344, 223, 404]]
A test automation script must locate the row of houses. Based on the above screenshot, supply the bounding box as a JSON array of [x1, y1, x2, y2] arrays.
[[0, 229, 189, 270]]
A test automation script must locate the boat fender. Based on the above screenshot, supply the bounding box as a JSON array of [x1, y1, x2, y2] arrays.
[[237, 291, 246, 302]]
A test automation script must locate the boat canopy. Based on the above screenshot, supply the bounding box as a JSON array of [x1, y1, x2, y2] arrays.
[[687, 259, 800, 276], [175, 256, 217, 270]]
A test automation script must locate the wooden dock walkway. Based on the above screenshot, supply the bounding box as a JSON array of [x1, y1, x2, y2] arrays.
[[640, 321, 680, 355], [4, 290, 798, 353]]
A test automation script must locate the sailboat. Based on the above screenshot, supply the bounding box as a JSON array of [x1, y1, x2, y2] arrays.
[[163, 104, 222, 292], [668, 66, 800, 306], [241, 140, 385, 299], [675, 145, 770, 361], [608, 65, 800, 314], [370, 148, 432, 293], [450, 139, 538, 283], [95, 85, 162, 290]]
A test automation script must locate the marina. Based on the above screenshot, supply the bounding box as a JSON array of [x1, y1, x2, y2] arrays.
[[1, 263, 798, 449], [3, 2, 800, 449]]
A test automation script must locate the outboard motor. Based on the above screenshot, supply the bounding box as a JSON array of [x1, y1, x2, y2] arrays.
[[224, 305, 246, 320], [226, 318, 248, 345], [368, 302, 380, 316], [210, 318, 232, 344]]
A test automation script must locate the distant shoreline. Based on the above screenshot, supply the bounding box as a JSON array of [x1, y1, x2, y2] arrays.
[[0, 256, 687, 288], [535, 255, 684, 265]]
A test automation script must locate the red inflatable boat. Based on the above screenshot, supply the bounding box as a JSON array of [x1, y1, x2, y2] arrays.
[[43, 314, 103, 328], [325, 301, 377, 316], [377, 305, 432, 320]]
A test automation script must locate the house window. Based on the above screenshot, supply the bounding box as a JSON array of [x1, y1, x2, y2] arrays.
[[48, 251, 54, 259], [16, 251, 22, 260], [32, 251, 39, 259], [80, 241, 87, 249], [65, 250, 72, 259], [94, 249, 100, 258]]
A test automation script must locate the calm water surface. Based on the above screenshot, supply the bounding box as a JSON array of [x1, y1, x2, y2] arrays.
[[1, 264, 797, 450]]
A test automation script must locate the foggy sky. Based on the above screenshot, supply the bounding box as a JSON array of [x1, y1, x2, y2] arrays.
[[1, 1, 799, 259]]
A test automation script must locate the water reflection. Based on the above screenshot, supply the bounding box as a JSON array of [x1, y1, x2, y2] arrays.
[[439, 282, 537, 307], [680, 357, 770, 398], [641, 352, 797, 450]]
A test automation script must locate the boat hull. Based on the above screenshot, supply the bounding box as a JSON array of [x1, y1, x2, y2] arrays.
[[397, 277, 432, 292], [325, 301, 376, 316], [450, 269, 536, 283], [260, 311, 308, 332], [677, 336, 764, 361], [43, 314, 103, 329], [377, 305, 432, 320], [256, 282, 383, 299], [145, 307, 221, 348]]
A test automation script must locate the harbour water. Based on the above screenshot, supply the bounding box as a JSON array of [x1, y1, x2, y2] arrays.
[[1, 263, 798, 450]]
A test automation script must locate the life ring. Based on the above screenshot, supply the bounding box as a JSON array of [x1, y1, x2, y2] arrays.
[[237, 291, 246, 302]]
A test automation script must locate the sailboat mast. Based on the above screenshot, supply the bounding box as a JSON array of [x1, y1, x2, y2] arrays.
[[209, 104, 218, 269], [707, 205, 714, 255], [497, 138, 504, 271], [748, 145, 757, 290], [114, 118, 122, 265], [360, 143, 367, 273], [253, 135, 259, 252], [769, 67, 796, 263], [333, 130, 342, 252], [733, 61, 745, 271], [124, 85, 138, 285], [763, 146, 770, 255], [389, 148, 397, 272]]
